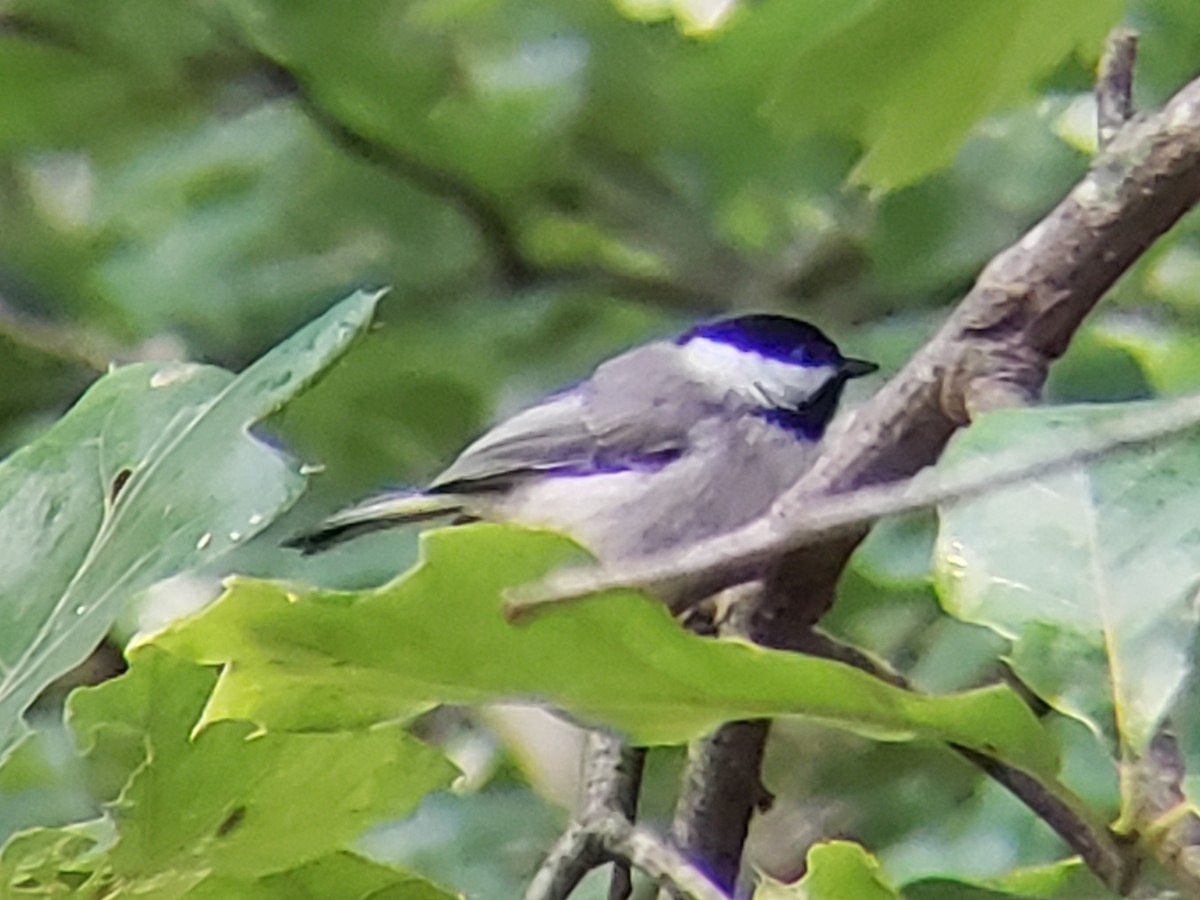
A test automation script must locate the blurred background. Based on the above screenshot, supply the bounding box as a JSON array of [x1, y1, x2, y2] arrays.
[[2, 0, 1200, 895]]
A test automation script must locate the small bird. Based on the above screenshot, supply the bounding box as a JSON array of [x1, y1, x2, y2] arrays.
[[287, 314, 877, 562]]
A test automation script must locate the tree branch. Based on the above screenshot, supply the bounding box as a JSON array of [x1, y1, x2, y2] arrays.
[[517, 34, 1200, 898], [1097, 28, 1138, 148], [526, 731, 646, 900], [236, 46, 732, 314], [616, 826, 731, 900], [667, 719, 771, 897], [511, 55, 1200, 613], [508, 386, 1200, 619], [800, 630, 1137, 893], [242, 53, 540, 291]]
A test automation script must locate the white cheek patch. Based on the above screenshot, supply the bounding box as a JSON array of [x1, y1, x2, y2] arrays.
[[680, 337, 838, 407]]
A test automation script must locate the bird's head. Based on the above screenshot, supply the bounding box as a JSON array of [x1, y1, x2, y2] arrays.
[[677, 314, 878, 439]]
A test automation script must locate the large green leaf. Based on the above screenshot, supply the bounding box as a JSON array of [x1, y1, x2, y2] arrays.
[[764, 0, 1122, 188], [933, 403, 1200, 754], [0, 290, 380, 765], [1, 647, 457, 898], [154, 524, 1058, 778]]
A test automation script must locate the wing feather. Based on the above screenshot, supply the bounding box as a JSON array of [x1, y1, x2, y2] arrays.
[[429, 343, 725, 493], [430, 391, 595, 491]]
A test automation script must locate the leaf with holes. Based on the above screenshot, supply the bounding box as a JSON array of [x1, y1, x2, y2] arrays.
[[0, 289, 380, 765]]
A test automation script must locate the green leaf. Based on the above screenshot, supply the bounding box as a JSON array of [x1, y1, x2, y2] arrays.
[[903, 858, 1111, 899], [70, 646, 456, 882], [0, 40, 132, 152], [0, 4, 218, 152], [184, 852, 459, 900], [754, 841, 900, 900], [2, 823, 456, 900], [154, 524, 1058, 778], [765, 0, 1122, 188], [933, 402, 1200, 754], [0, 290, 380, 765]]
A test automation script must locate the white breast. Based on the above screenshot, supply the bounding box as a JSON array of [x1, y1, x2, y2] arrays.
[[488, 415, 819, 562]]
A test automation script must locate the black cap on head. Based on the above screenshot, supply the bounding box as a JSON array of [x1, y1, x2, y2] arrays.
[[681, 314, 871, 372]]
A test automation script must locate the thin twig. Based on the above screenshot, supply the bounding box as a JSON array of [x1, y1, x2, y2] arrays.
[[234, 46, 731, 313], [525, 731, 645, 900], [507, 387, 1200, 618], [955, 747, 1134, 892], [614, 826, 731, 900], [263, 61, 539, 290], [1125, 723, 1200, 892], [526, 822, 603, 900], [509, 65, 1200, 617], [1097, 28, 1138, 148], [800, 631, 1137, 893], [526, 811, 730, 900]]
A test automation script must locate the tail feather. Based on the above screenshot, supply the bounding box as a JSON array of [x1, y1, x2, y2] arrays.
[[284, 492, 464, 555]]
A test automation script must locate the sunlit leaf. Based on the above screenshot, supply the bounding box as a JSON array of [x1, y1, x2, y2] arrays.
[[62, 647, 457, 885], [153, 525, 1057, 778], [904, 858, 1110, 898], [754, 841, 900, 900], [185, 852, 459, 900], [0, 648, 456, 897]]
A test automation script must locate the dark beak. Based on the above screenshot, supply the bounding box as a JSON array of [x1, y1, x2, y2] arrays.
[[839, 357, 879, 379]]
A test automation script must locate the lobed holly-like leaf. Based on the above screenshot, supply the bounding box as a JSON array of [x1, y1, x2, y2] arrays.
[[153, 524, 1059, 779], [0, 290, 381, 765], [1, 646, 457, 898], [754, 841, 900, 900]]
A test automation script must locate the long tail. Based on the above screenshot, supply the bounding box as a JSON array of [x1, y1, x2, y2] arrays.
[[284, 491, 465, 555]]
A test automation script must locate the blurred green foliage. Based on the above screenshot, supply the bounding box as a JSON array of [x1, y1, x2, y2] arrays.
[[2, 0, 1200, 896]]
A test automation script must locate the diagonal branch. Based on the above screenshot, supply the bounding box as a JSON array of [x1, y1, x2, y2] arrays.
[[516, 31, 1200, 898], [508, 386, 1200, 618], [524, 730, 729, 900], [513, 56, 1200, 611], [800, 630, 1135, 893], [526, 731, 646, 900]]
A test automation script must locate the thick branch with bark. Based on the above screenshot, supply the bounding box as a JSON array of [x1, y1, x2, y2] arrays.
[[517, 37, 1200, 898], [517, 58, 1200, 611]]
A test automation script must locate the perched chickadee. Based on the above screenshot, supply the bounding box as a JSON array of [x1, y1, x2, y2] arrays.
[[288, 315, 877, 562]]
